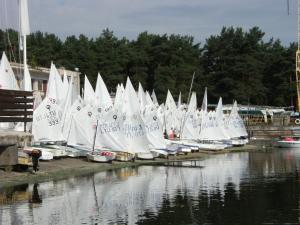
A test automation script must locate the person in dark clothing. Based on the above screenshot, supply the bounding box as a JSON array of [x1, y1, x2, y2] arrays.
[[31, 149, 42, 172]]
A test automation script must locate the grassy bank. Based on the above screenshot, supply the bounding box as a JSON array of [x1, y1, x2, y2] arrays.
[[0, 145, 259, 188]]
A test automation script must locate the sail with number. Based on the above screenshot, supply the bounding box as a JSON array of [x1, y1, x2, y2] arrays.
[[122, 77, 150, 153], [67, 104, 97, 148], [32, 97, 64, 141]]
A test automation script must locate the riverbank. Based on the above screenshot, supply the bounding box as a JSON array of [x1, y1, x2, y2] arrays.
[[0, 144, 259, 188]]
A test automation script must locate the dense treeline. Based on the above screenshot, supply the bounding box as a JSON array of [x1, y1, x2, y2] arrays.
[[0, 27, 296, 106]]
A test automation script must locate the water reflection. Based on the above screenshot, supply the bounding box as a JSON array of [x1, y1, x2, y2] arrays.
[[29, 184, 42, 205], [0, 148, 300, 225]]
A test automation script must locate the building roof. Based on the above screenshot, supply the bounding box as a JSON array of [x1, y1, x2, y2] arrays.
[[10, 62, 80, 80]]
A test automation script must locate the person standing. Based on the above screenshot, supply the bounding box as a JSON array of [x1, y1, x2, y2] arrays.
[[31, 149, 42, 172]]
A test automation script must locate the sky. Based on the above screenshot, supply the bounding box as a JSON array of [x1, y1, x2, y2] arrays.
[[0, 0, 298, 45]]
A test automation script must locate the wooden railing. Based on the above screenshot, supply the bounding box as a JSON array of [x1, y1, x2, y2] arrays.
[[0, 90, 33, 131]]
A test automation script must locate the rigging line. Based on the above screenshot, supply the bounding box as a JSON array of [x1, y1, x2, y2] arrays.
[[1, 0, 8, 55], [92, 176, 101, 221], [179, 72, 195, 138], [17, 0, 23, 79], [4, 0, 17, 65]]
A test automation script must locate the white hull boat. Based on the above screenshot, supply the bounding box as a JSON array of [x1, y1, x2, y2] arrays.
[[37, 144, 68, 158], [168, 140, 195, 151], [64, 146, 88, 157], [150, 149, 169, 156], [230, 139, 245, 146], [23, 147, 54, 161], [197, 143, 227, 151], [87, 151, 116, 162], [277, 140, 300, 148], [179, 147, 192, 154], [136, 152, 154, 160], [222, 138, 248, 147]]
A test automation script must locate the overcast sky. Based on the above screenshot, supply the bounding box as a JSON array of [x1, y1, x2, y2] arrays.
[[0, 0, 298, 45]]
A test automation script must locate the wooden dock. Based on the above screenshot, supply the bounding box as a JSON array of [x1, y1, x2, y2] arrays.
[[162, 160, 204, 168]]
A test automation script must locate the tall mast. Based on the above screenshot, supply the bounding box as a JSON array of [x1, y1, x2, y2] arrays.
[[19, 0, 30, 89], [23, 35, 27, 68], [296, 0, 300, 111]]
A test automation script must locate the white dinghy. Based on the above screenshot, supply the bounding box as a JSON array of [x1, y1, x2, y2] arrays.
[[225, 101, 249, 146], [122, 78, 154, 160], [93, 75, 135, 162]]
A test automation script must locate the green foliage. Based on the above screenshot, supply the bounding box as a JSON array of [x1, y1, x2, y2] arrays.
[[0, 27, 297, 107]]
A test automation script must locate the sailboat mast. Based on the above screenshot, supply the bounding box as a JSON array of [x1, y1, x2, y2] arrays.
[[92, 120, 99, 153], [19, 0, 30, 89], [23, 35, 27, 68], [296, 0, 300, 112]]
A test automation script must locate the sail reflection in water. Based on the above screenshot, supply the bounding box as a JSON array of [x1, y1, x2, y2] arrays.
[[0, 149, 300, 225]]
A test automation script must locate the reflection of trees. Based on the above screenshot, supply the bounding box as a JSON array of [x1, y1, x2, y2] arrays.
[[137, 177, 299, 225]]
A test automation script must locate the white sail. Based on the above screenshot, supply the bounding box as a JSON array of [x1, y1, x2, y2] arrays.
[[61, 76, 81, 138], [199, 111, 216, 141], [177, 92, 182, 108], [114, 84, 124, 110], [145, 91, 154, 106], [33, 91, 42, 110], [94, 73, 112, 108], [122, 77, 150, 153], [164, 90, 180, 133], [67, 104, 97, 148], [226, 101, 248, 137], [61, 70, 69, 100], [142, 105, 166, 149], [19, 0, 30, 36], [0, 52, 19, 90], [181, 92, 200, 140], [201, 87, 207, 112], [32, 97, 64, 142], [62, 97, 84, 141], [95, 107, 126, 151], [92, 77, 125, 151], [156, 104, 165, 131], [199, 108, 229, 141], [151, 90, 158, 105], [138, 82, 147, 110], [215, 97, 231, 140], [46, 63, 64, 105], [83, 75, 95, 105]]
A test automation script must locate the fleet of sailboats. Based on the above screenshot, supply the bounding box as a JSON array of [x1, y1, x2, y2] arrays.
[[0, 0, 249, 162]]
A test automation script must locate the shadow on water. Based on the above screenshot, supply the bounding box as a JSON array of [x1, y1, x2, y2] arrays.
[[1, 148, 300, 225], [0, 183, 43, 206], [29, 184, 42, 205]]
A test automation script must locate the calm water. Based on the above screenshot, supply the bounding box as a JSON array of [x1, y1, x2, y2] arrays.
[[1, 148, 300, 225]]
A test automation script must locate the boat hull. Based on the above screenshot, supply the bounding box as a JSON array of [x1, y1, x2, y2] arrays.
[[23, 147, 54, 161], [136, 152, 154, 160], [115, 152, 135, 162], [277, 140, 300, 148], [87, 151, 116, 162]]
